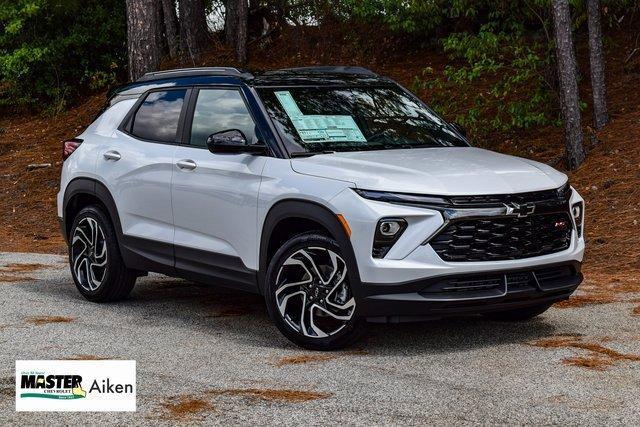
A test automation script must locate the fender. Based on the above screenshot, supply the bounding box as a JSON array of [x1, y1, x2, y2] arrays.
[[258, 199, 362, 296], [62, 178, 124, 244]]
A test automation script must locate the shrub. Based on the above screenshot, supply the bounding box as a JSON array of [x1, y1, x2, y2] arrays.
[[0, 0, 125, 112]]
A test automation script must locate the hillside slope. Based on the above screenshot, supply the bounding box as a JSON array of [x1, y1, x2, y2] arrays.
[[0, 29, 637, 308]]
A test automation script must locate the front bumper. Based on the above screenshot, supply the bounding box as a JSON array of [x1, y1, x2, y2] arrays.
[[359, 261, 582, 322], [329, 186, 585, 285]]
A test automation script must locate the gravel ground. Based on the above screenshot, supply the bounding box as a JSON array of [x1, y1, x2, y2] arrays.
[[1, 252, 639, 425]]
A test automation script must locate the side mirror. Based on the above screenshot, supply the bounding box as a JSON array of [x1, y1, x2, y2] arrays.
[[450, 122, 467, 138], [206, 129, 268, 155]]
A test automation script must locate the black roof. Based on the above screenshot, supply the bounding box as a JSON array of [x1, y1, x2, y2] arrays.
[[136, 67, 253, 82], [110, 66, 393, 102], [136, 65, 379, 82]]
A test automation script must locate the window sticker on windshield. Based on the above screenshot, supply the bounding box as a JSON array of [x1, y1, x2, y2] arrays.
[[275, 91, 304, 117], [275, 91, 366, 143]]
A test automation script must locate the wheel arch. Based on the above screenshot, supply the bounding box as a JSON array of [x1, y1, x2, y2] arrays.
[[63, 178, 123, 247], [258, 199, 361, 295]]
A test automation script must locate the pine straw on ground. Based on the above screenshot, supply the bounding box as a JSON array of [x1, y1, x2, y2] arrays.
[[156, 396, 215, 421], [273, 349, 366, 366], [273, 353, 337, 366], [0, 263, 48, 273], [0, 93, 105, 254], [0, 274, 35, 283], [25, 315, 75, 326], [153, 387, 331, 421], [206, 387, 332, 402], [0, 262, 46, 283], [530, 335, 640, 371], [556, 270, 640, 308], [562, 355, 615, 370]]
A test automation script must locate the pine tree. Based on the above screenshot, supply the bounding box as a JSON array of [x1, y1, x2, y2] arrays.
[[551, 0, 586, 169], [587, 0, 608, 131], [126, 0, 162, 81]]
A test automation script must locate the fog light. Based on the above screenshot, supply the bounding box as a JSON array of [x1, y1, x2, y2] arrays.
[[379, 220, 402, 236], [373, 218, 407, 258], [571, 202, 584, 238]]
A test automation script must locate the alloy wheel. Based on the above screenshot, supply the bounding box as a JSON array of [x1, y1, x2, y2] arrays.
[[275, 247, 355, 338], [71, 217, 108, 291]]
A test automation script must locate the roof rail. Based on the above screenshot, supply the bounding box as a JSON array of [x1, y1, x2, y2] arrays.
[[136, 67, 253, 82], [265, 66, 377, 76]]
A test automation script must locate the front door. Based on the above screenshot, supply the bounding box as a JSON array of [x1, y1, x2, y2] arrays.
[[171, 88, 267, 289]]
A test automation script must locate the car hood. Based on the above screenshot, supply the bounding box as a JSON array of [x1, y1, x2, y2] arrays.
[[290, 147, 567, 195]]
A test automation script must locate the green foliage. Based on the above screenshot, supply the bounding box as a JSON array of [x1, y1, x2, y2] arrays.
[[342, 0, 551, 35], [0, 0, 125, 111], [414, 21, 559, 137], [0, 0, 635, 114]]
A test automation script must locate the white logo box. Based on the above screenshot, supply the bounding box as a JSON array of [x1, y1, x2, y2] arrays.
[[16, 360, 136, 412]]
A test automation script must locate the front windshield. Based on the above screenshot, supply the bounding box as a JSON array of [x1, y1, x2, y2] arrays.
[[257, 85, 468, 154]]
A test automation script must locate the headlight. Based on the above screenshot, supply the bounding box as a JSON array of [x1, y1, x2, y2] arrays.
[[557, 181, 572, 199], [372, 218, 407, 258], [571, 201, 584, 237], [353, 189, 449, 208]]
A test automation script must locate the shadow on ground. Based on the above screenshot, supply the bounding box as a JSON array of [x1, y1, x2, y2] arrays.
[[19, 270, 568, 356]]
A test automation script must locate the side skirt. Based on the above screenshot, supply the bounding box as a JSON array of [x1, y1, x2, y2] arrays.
[[120, 235, 259, 294]]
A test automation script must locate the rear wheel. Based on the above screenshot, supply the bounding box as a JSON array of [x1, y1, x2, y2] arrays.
[[69, 206, 137, 302], [482, 303, 552, 321], [265, 232, 365, 350]]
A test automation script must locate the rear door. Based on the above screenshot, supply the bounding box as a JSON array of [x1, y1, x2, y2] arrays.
[[171, 87, 267, 289], [96, 88, 189, 267]]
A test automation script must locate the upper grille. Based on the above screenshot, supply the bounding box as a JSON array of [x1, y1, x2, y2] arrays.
[[448, 185, 570, 207], [431, 212, 572, 262]]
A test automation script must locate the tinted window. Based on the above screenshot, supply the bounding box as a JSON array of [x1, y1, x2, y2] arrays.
[[131, 90, 187, 142], [189, 89, 257, 147], [257, 86, 468, 154]]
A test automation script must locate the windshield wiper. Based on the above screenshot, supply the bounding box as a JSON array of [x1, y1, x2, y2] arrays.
[[290, 150, 336, 158]]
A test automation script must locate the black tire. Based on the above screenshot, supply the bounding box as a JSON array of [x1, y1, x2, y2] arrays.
[[482, 303, 553, 322], [264, 232, 365, 351], [68, 205, 137, 302]]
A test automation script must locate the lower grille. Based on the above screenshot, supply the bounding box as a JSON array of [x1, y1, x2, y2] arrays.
[[418, 264, 580, 301], [431, 212, 572, 262], [535, 265, 576, 291]]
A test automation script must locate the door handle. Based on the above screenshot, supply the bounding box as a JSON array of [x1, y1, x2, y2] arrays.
[[176, 159, 197, 171], [103, 150, 121, 161]]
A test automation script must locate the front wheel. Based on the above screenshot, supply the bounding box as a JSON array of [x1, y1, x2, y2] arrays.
[[264, 232, 365, 350]]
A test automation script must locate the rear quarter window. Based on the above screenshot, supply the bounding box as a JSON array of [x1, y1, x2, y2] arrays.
[[130, 89, 187, 142]]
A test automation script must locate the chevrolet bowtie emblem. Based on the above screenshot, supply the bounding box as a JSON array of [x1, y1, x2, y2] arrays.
[[505, 202, 536, 218]]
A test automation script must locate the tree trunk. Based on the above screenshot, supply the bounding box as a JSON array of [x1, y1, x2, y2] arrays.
[[126, 0, 162, 81], [225, 0, 248, 64], [225, 0, 238, 44], [235, 0, 248, 64], [161, 0, 180, 59], [587, 0, 608, 131], [551, 0, 586, 170], [179, 0, 209, 60]]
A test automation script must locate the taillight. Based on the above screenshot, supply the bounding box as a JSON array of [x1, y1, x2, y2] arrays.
[[62, 138, 83, 161]]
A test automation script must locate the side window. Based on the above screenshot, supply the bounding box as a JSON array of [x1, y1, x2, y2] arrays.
[[189, 89, 258, 147], [130, 89, 187, 142]]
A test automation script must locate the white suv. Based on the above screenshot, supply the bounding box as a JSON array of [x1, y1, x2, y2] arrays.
[[57, 67, 585, 350]]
